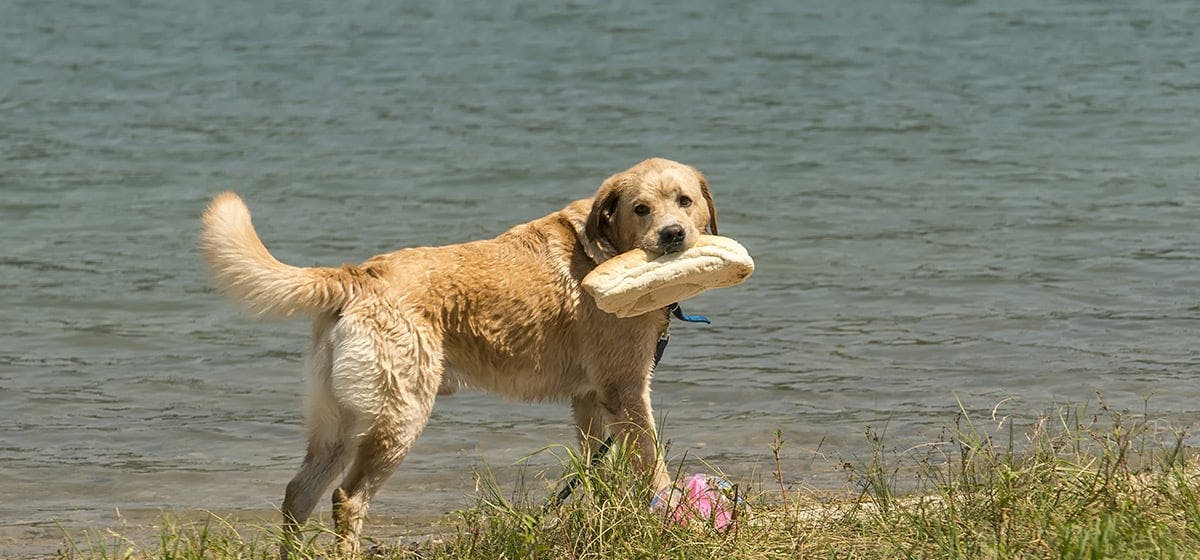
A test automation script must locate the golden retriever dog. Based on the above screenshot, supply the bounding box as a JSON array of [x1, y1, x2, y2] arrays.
[[199, 158, 717, 555]]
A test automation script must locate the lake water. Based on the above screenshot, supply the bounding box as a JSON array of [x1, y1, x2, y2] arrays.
[[3, 0, 1200, 553]]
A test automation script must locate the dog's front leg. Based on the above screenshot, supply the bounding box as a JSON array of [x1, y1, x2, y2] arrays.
[[572, 393, 609, 460], [603, 381, 671, 493]]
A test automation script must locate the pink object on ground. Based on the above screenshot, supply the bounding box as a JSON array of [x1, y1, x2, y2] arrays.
[[651, 473, 740, 531]]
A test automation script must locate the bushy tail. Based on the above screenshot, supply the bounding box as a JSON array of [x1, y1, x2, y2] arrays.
[[199, 192, 370, 317]]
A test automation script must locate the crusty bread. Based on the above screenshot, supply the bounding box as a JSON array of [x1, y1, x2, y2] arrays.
[[582, 235, 754, 318]]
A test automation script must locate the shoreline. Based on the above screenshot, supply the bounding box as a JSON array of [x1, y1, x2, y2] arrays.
[[3, 509, 449, 560], [22, 402, 1200, 558]]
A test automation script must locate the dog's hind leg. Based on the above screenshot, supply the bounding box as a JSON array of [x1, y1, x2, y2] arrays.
[[326, 308, 442, 556], [330, 414, 432, 556], [280, 318, 353, 559], [280, 416, 350, 557]]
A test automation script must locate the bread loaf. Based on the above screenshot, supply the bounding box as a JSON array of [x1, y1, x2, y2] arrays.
[[582, 235, 754, 318]]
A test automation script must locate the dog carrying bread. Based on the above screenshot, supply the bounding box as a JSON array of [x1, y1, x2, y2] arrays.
[[199, 158, 747, 557]]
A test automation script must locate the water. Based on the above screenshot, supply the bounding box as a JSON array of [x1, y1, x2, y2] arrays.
[[3, 0, 1200, 552]]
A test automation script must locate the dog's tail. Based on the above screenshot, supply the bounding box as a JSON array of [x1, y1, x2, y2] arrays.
[[199, 192, 372, 317]]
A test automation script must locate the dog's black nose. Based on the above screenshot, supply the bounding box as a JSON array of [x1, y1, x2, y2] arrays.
[[658, 224, 686, 252]]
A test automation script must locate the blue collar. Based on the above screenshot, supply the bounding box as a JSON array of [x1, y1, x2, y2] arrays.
[[668, 302, 710, 324], [654, 303, 709, 368]]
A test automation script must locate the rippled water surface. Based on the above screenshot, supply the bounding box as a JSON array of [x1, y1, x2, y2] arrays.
[[3, 0, 1200, 551]]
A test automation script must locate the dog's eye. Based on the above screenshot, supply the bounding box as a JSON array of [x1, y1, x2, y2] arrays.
[[633, 204, 651, 216], [678, 196, 693, 208]]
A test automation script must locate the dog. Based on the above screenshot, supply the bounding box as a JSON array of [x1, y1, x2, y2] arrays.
[[199, 158, 717, 555]]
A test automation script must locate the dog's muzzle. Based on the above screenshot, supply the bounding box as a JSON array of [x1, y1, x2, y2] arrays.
[[657, 224, 686, 253]]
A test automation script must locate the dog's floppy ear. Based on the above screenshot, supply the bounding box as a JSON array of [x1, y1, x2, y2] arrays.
[[696, 169, 718, 235], [585, 176, 624, 258]]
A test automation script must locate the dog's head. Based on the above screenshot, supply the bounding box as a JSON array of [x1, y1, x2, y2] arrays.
[[584, 158, 717, 261]]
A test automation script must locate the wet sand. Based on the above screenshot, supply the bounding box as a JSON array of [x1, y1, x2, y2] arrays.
[[0, 509, 449, 560]]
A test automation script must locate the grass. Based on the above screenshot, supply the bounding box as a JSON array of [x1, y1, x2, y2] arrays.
[[56, 396, 1200, 559]]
